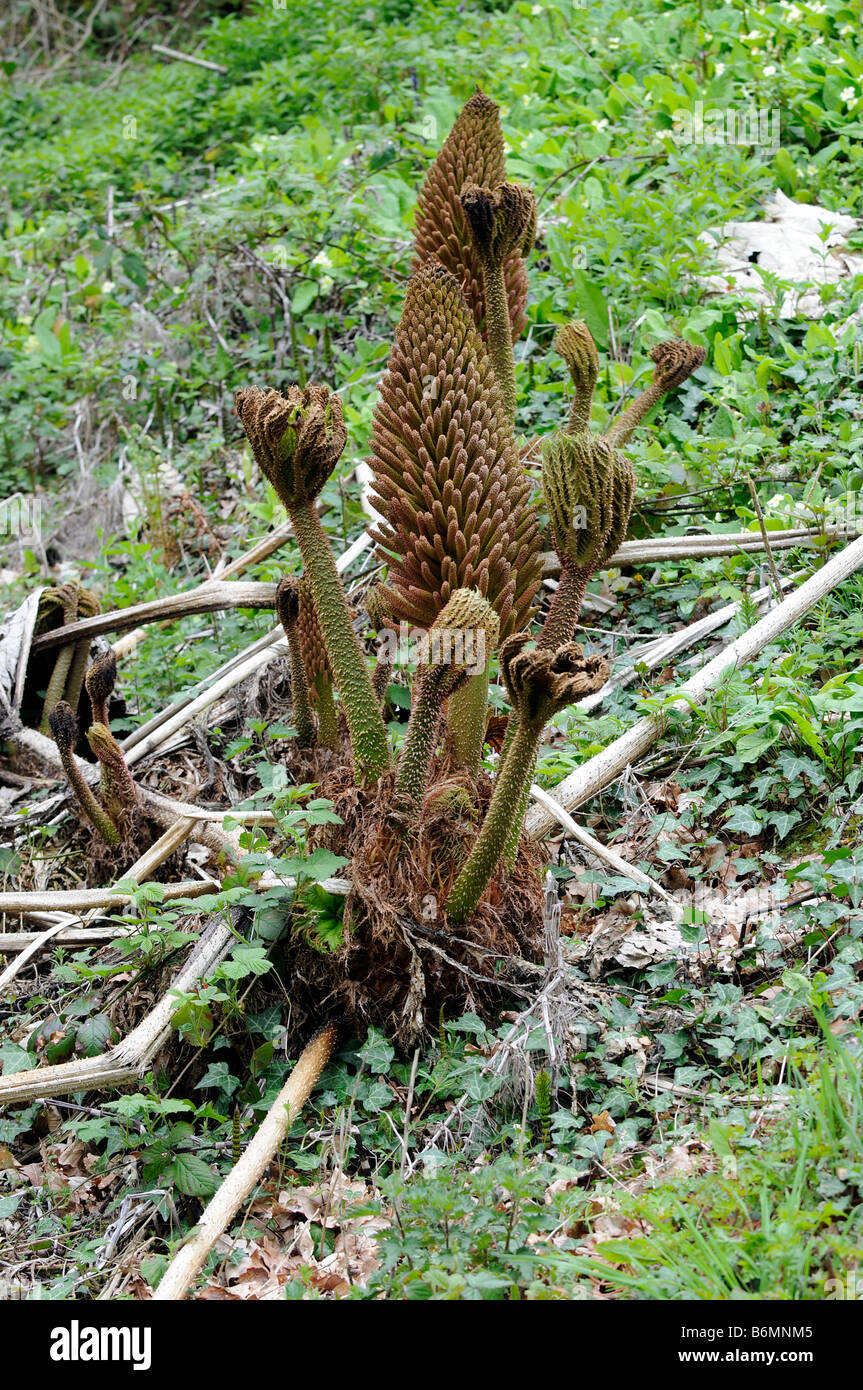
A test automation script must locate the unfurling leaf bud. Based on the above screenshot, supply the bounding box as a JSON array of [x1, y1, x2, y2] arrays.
[[541, 433, 615, 570], [553, 321, 599, 435], [499, 635, 609, 730], [460, 181, 536, 265], [85, 650, 117, 728], [650, 339, 707, 391], [234, 384, 347, 509], [48, 700, 77, 758]]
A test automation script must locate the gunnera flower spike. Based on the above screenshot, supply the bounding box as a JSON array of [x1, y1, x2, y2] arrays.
[[275, 576, 316, 748], [393, 589, 499, 827], [235, 384, 389, 783], [367, 259, 541, 773], [413, 89, 529, 341], [460, 181, 536, 423], [368, 259, 541, 636], [49, 701, 120, 847], [445, 637, 608, 922]]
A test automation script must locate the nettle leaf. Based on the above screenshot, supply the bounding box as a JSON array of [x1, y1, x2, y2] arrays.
[[0, 1192, 22, 1219], [74, 1014, 115, 1057], [282, 848, 350, 882], [219, 946, 273, 980], [164, 1152, 221, 1198]]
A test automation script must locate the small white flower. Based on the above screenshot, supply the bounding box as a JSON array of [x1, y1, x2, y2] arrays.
[[312, 250, 332, 269], [745, 29, 761, 40], [812, 34, 823, 44], [840, 86, 857, 104], [531, 3, 543, 12], [101, 280, 115, 293], [319, 274, 333, 295], [522, 93, 532, 106], [763, 65, 776, 77], [714, 62, 726, 75]]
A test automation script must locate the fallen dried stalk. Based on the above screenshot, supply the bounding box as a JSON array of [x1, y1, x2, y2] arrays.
[[0, 878, 215, 918], [0, 927, 125, 953], [0, 908, 245, 1106], [528, 783, 680, 911], [527, 532, 863, 837], [540, 525, 852, 578], [31, 582, 276, 653], [152, 1023, 338, 1301], [577, 573, 795, 713]]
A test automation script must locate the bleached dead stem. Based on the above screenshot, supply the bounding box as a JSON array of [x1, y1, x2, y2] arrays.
[[152, 1023, 339, 1301], [527, 532, 863, 838]]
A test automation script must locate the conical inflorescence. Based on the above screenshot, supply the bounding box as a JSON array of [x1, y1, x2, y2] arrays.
[[367, 259, 542, 639], [413, 89, 528, 341]]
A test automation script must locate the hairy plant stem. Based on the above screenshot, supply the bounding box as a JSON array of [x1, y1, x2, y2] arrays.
[[288, 502, 390, 782], [372, 650, 393, 705], [482, 258, 517, 424], [447, 664, 490, 777], [395, 666, 466, 826], [537, 563, 589, 650], [41, 589, 79, 733], [57, 743, 120, 846], [603, 382, 665, 449], [445, 714, 541, 922], [285, 633, 315, 748]]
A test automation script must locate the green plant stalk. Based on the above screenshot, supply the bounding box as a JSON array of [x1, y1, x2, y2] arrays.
[[286, 631, 316, 748], [41, 589, 79, 733], [314, 676, 340, 750], [447, 664, 490, 777], [64, 639, 92, 720], [41, 645, 76, 734], [288, 502, 390, 782], [537, 563, 590, 650], [57, 746, 121, 847], [602, 381, 664, 449], [395, 666, 465, 825], [446, 713, 541, 921], [482, 258, 517, 424]]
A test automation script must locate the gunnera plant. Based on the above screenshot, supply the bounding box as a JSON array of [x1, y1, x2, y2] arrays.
[[232, 89, 704, 1047]]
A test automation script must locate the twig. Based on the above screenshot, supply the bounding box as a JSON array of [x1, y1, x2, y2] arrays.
[[151, 43, 227, 74], [30, 581, 276, 652], [747, 478, 784, 605]]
